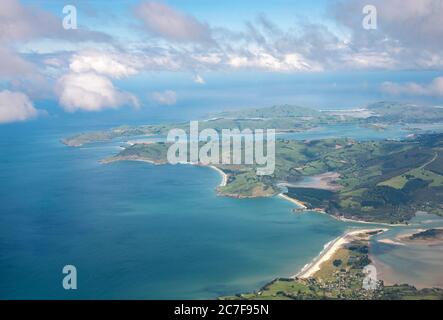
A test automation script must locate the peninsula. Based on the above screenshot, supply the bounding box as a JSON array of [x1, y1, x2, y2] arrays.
[[66, 102, 443, 224]]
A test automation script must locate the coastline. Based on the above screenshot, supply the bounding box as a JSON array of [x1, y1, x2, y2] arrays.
[[332, 215, 408, 227], [278, 193, 307, 209], [102, 156, 229, 188], [104, 155, 410, 228], [294, 228, 388, 279], [277, 193, 407, 226], [208, 165, 228, 187], [100, 155, 166, 165]]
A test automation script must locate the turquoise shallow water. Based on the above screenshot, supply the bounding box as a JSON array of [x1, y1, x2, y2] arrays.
[[0, 123, 356, 299]]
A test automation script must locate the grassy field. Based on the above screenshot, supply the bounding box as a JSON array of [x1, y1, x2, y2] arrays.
[[218, 171, 275, 198], [379, 168, 443, 189]]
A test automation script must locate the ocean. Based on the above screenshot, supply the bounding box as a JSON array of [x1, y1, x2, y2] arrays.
[[0, 118, 355, 299], [1, 107, 442, 299]]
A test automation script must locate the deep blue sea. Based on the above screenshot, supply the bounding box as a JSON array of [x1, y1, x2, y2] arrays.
[[1, 105, 443, 299]]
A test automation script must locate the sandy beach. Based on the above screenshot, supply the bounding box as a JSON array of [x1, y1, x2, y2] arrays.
[[126, 140, 155, 146], [377, 238, 405, 246], [278, 193, 307, 209], [100, 156, 165, 165], [209, 166, 228, 187], [294, 228, 387, 279], [333, 216, 408, 227]]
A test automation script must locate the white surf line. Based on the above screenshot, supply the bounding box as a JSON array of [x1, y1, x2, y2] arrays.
[[209, 166, 228, 187]]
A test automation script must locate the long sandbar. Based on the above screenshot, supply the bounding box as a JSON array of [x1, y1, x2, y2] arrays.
[[278, 193, 307, 209], [294, 228, 387, 279]]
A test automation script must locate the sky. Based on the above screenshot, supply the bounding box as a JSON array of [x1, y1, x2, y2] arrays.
[[1, 0, 443, 125]]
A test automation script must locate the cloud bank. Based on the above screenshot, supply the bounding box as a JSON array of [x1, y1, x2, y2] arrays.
[[152, 90, 177, 105], [2, 0, 443, 122], [56, 72, 139, 112], [69, 51, 140, 79], [0, 90, 39, 123], [54, 50, 140, 112], [382, 77, 443, 97], [135, 2, 212, 43], [334, 0, 443, 69]]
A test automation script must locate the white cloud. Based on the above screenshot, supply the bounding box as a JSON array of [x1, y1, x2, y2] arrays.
[[0, 0, 112, 99], [226, 51, 322, 72], [69, 51, 140, 79], [135, 2, 211, 43], [372, 0, 443, 50], [56, 73, 139, 112], [193, 74, 205, 84], [381, 77, 443, 97], [43, 57, 65, 68], [4, 0, 443, 103], [0, 0, 110, 43], [152, 90, 177, 105], [192, 53, 222, 65], [0, 47, 36, 77], [54, 50, 141, 113], [129, 6, 443, 72], [334, 0, 443, 69], [0, 90, 39, 124], [0, 0, 57, 42], [342, 52, 397, 70]]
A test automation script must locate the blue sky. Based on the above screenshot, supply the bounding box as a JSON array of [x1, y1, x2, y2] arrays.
[[1, 0, 443, 125]]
